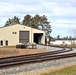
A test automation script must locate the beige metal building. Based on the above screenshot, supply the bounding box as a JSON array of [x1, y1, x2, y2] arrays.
[[0, 24, 45, 46]]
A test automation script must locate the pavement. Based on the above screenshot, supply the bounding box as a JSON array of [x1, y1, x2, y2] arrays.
[[37, 44, 76, 55], [37, 44, 63, 51]]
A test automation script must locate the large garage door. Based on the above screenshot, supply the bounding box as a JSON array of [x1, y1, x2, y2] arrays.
[[19, 31, 29, 43], [34, 33, 43, 44]]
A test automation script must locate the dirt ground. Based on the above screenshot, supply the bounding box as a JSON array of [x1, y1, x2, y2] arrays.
[[0, 47, 48, 58]]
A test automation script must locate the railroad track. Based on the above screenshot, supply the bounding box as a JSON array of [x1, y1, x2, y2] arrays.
[[0, 48, 74, 68]]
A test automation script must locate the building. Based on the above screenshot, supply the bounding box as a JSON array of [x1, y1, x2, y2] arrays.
[[50, 39, 75, 45], [0, 24, 45, 46]]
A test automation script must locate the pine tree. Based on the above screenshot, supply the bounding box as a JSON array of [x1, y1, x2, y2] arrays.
[[4, 16, 20, 26]]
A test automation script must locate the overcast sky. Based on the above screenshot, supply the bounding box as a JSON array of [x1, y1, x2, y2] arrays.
[[0, 0, 76, 38]]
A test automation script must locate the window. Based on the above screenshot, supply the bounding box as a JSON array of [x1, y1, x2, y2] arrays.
[[12, 32, 17, 34], [14, 32, 17, 34], [12, 32, 14, 34]]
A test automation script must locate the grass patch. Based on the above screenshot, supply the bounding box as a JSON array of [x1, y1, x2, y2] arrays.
[[41, 65, 76, 75]]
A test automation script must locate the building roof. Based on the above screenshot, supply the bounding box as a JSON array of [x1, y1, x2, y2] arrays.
[[0, 24, 45, 32]]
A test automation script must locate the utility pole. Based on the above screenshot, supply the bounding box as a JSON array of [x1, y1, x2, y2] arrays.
[[31, 27, 32, 44], [47, 37, 49, 50]]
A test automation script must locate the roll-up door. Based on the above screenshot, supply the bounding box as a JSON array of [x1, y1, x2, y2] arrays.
[[19, 31, 29, 43]]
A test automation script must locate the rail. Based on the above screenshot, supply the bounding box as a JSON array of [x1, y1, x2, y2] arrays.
[[0, 48, 74, 68]]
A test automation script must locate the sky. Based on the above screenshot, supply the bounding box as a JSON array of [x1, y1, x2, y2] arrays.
[[0, 0, 76, 38]]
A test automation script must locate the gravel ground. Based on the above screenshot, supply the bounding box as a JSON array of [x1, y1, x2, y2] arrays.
[[0, 57, 76, 75]]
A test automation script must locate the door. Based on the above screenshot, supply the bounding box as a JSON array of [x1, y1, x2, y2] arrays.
[[19, 31, 29, 43], [0, 41, 3, 46], [5, 40, 8, 46]]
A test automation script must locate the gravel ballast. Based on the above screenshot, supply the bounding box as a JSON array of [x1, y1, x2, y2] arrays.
[[0, 56, 76, 75]]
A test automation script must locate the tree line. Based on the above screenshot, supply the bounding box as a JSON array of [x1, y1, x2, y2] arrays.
[[4, 14, 52, 37]]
